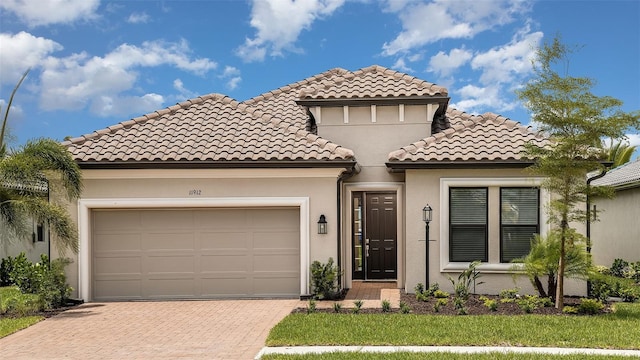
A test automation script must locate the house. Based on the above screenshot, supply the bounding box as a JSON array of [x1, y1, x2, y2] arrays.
[[60, 65, 576, 301], [590, 158, 640, 267]]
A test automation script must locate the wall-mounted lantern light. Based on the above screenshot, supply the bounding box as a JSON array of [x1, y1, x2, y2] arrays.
[[422, 204, 433, 285], [318, 214, 327, 234]]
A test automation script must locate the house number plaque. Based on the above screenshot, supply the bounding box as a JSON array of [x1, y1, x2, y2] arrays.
[[188, 189, 202, 196]]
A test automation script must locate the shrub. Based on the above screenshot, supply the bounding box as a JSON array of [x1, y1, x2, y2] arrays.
[[310, 257, 341, 300], [562, 305, 579, 314], [332, 302, 342, 313], [499, 287, 520, 301], [0, 287, 44, 316], [578, 298, 604, 315], [306, 299, 317, 314], [610, 258, 629, 278], [0, 253, 73, 310], [433, 289, 449, 298], [352, 300, 363, 314], [516, 295, 546, 313], [479, 296, 498, 311], [433, 298, 447, 312], [399, 301, 411, 314], [448, 261, 484, 302], [414, 282, 439, 301], [381, 299, 391, 312]]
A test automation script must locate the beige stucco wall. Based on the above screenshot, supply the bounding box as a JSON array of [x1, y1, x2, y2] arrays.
[[591, 187, 640, 267], [58, 168, 345, 298], [403, 168, 586, 296]]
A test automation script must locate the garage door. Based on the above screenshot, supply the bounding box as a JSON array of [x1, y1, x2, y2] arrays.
[[92, 208, 300, 301]]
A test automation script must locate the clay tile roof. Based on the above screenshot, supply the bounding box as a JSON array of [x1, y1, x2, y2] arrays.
[[243, 68, 350, 129], [62, 93, 354, 165], [591, 159, 640, 189], [299, 65, 448, 99], [388, 108, 549, 164]]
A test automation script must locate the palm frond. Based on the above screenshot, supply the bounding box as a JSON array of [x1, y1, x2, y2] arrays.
[[1, 69, 30, 154]]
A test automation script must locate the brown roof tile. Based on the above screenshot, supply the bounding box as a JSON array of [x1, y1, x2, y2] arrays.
[[388, 109, 548, 163], [299, 65, 448, 99], [62, 94, 354, 164]]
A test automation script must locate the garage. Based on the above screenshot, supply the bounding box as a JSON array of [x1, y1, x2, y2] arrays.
[[91, 207, 300, 301]]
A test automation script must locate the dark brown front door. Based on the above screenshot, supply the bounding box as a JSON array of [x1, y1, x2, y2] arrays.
[[352, 192, 397, 280]]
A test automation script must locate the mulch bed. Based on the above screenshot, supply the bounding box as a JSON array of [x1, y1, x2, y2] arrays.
[[294, 292, 609, 315]]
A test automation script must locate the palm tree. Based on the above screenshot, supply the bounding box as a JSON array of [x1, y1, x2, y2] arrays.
[[605, 140, 637, 168], [1, 70, 82, 254]]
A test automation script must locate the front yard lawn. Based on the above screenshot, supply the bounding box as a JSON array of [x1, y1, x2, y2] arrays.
[[0, 316, 43, 338], [267, 303, 640, 350], [261, 353, 635, 360]]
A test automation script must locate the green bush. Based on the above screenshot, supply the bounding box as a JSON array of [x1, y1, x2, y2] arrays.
[[306, 299, 317, 314], [578, 298, 604, 314], [433, 298, 447, 312], [479, 296, 498, 311], [589, 268, 639, 303], [399, 301, 411, 314], [562, 305, 579, 314], [352, 300, 363, 314], [414, 282, 439, 302], [515, 295, 547, 313], [0, 287, 44, 316], [310, 257, 341, 300], [433, 289, 449, 298], [0, 253, 72, 309], [381, 299, 391, 312]]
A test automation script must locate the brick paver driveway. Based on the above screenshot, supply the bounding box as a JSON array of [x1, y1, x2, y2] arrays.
[[0, 299, 298, 359]]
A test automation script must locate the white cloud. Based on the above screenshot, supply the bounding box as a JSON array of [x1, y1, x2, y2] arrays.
[[38, 39, 217, 116], [173, 79, 199, 100], [471, 29, 543, 85], [91, 93, 164, 117], [0, 32, 63, 85], [391, 58, 413, 73], [627, 133, 640, 147], [236, 0, 346, 62], [0, 0, 100, 27], [453, 84, 518, 114], [127, 12, 150, 24], [382, 0, 530, 56], [219, 66, 242, 90], [428, 48, 472, 77]]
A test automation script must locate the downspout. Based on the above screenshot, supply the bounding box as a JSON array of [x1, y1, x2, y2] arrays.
[[337, 164, 360, 290], [586, 168, 608, 296]]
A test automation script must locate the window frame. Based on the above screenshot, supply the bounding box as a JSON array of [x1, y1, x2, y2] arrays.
[[440, 177, 547, 273], [449, 187, 488, 262], [499, 187, 540, 263]]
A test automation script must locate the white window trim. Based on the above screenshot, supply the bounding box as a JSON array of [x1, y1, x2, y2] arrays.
[[78, 197, 309, 301], [440, 178, 548, 273]]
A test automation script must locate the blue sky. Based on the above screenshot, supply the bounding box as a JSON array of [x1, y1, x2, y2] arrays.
[[1, 0, 639, 147]]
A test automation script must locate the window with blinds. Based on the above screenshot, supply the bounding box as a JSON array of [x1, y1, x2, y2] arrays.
[[500, 187, 540, 262], [449, 187, 488, 262]]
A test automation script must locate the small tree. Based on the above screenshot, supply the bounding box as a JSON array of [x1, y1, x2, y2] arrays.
[[512, 230, 591, 302], [517, 37, 640, 308], [1, 69, 83, 254]]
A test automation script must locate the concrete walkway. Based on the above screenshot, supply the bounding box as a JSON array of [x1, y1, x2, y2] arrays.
[[256, 346, 640, 358], [0, 299, 298, 360]]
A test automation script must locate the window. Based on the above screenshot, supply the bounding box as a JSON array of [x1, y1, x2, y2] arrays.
[[449, 187, 488, 262], [500, 188, 539, 262]]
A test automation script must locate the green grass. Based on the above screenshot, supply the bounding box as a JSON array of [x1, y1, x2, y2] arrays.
[[261, 352, 634, 360], [267, 303, 640, 349], [0, 316, 43, 338]]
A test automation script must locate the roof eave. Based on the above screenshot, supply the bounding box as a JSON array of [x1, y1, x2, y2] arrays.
[[386, 160, 535, 171], [77, 159, 358, 170], [296, 96, 450, 107]]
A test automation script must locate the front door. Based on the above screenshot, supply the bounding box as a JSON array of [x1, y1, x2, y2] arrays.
[[352, 192, 397, 280]]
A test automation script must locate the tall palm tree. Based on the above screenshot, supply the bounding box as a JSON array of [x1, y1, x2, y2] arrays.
[[1, 70, 82, 254]]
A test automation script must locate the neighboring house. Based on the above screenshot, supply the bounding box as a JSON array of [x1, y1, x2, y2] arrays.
[[0, 180, 50, 263], [60, 65, 571, 302], [590, 159, 640, 267]]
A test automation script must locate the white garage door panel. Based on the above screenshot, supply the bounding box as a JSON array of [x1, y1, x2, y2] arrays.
[[92, 208, 299, 300]]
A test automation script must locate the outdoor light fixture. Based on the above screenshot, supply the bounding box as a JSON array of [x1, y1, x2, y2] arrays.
[[422, 204, 433, 285], [422, 205, 433, 223], [318, 214, 327, 234]]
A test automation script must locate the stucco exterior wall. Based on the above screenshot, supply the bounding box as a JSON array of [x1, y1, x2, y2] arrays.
[[591, 187, 640, 267], [60, 168, 345, 298], [403, 168, 586, 296]]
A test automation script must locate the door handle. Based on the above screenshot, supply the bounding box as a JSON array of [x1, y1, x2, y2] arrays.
[[365, 239, 369, 257]]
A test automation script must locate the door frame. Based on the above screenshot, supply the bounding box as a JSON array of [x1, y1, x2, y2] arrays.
[[343, 183, 404, 288]]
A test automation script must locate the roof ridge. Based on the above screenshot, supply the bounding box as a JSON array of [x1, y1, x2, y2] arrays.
[[243, 67, 349, 105], [61, 93, 231, 146]]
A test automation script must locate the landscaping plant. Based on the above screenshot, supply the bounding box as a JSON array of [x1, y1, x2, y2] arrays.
[[310, 257, 341, 300]]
